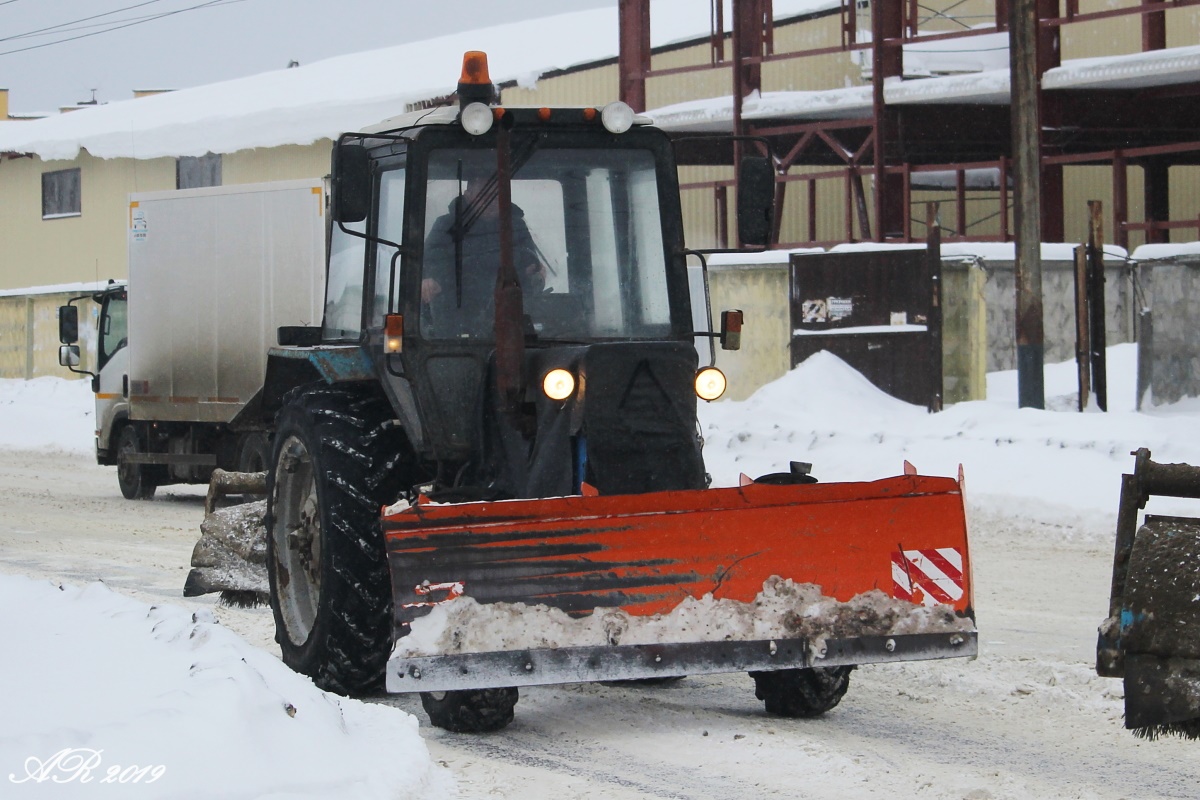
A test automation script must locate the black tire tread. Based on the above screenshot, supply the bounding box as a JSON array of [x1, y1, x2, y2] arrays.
[[267, 383, 411, 696], [750, 666, 853, 718], [420, 688, 520, 733], [117, 424, 157, 500]]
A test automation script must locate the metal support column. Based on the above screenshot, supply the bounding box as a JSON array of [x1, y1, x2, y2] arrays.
[[1144, 158, 1170, 244], [732, 0, 767, 246], [1011, 0, 1045, 408], [871, 0, 905, 241], [618, 0, 651, 112], [1143, 0, 1166, 51], [1037, 0, 1064, 243]]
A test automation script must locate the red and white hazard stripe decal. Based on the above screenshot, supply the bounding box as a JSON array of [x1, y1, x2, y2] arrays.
[[892, 548, 964, 607]]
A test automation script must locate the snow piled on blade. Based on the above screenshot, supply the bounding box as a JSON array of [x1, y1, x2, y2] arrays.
[[0, 574, 453, 799], [394, 577, 973, 659]]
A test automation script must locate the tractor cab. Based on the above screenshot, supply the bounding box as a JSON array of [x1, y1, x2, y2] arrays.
[[320, 52, 745, 498]]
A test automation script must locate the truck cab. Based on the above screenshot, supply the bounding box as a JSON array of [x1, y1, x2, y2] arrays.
[[57, 283, 130, 466]]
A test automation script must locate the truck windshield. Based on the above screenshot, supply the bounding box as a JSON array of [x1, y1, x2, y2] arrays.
[[420, 146, 671, 341], [98, 291, 128, 370]]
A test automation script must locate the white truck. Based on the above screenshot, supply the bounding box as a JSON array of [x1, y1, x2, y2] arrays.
[[59, 179, 326, 499]]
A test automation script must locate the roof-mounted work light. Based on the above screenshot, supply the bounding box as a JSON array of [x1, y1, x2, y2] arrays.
[[460, 102, 494, 135], [601, 101, 635, 134]]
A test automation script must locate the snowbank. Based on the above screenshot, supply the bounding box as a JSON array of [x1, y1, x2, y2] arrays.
[[0, 377, 95, 454], [699, 344, 1200, 531], [0, 574, 452, 799], [6, 343, 1200, 526]]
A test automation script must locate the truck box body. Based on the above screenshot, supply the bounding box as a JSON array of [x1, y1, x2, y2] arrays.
[[127, 180, 325, 424]]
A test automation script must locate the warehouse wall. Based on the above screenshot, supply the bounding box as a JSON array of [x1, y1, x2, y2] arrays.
[[703, 255, 989, 405], [0, 152, 174, 290], [0, 288, 101, 379]]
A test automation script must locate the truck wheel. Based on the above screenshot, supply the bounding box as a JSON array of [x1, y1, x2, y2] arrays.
[[236, 432, 270, 473], [116, 425, 157, 500], [420, 688, 519, 733], [750, 666, 853, 718], [266, 384, 408, 696]]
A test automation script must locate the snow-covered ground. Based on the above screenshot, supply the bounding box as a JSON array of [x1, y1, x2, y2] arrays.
[[2, 347, 1198, 798]]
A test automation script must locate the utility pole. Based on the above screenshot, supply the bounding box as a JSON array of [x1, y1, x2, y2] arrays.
[[1010, 0, 1045, 408]]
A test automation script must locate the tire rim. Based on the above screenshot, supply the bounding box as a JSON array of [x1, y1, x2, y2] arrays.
[[272, 433, 322, 645]]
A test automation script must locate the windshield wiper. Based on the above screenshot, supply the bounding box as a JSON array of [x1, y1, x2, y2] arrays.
[[448, 134, 545, 307]]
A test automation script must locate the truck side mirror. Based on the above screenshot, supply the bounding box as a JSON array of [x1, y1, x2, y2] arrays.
[[333, 143, 370, 224], [737, 156, 775, 248], [720, 309, 743, 351], [59, 344, 81, 368], [59, 304, 79, 344]]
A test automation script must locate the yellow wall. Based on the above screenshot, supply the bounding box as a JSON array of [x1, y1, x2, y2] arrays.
[[708, 264, 792, 400], [223, 142, 331, 184], [0, 290, 101, 379], [0, 151, 175, 289], [501, 65, 619, 107], [705, 257, 988, 403], [0, 142, 334, 292]]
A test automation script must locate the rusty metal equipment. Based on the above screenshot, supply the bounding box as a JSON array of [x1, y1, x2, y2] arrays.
[[1097, 448, 1200, 739]]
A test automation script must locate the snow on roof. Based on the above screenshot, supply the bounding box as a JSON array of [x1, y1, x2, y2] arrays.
[[0, 280, 119, 298], [938, 242, 1129, 262], [0, 0, 833, 163], [1044, 44, 1200, 91], [1130, 241, 1200, 261], [649, 71, 1010, 132], [652, 44, 1200, 130], [903, 32, 1010, 77]]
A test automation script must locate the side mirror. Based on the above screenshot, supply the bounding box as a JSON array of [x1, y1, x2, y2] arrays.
[[333, 143, 370, 224], [736, 155, 775, 248], [720, 309, 743, 351], [59, 305, 79, 344], [59, 344, 81, 368]]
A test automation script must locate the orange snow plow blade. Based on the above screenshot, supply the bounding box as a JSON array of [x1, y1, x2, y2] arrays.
[[382, 472, 975, 692]]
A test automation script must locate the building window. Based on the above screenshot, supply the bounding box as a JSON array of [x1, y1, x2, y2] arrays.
[[177, 153, 222, 189], [42, 168, 81, 219]]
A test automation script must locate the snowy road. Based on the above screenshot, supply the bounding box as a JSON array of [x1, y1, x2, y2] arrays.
[[1, 451, 1195, 799]]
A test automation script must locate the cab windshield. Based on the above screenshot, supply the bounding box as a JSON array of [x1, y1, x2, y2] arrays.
[[98, 290, 128, 370], [420, 146, 672, 341]]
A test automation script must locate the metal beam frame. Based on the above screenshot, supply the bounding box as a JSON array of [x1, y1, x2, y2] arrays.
[[618, 0, 1200, 248]]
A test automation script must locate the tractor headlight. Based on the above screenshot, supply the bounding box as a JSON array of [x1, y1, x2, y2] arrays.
[[694, 367, 727, 402], [601, 101, 635, 134], [460, 102, 494, 136], [542, 368, 576, 401]]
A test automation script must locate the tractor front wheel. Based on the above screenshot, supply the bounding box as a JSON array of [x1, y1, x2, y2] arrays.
[[750, 666, 853, 718], [420, 688, 520, 733], [266, 384, 408, 696]]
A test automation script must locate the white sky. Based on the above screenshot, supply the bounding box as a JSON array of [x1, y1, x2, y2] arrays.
[[0, 0, 615, 113]]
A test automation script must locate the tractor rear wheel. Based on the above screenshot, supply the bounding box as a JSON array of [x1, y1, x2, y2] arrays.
[[420, 688, 519, 733], [266, 384, 409, 696], [750, 666, 853, 718]]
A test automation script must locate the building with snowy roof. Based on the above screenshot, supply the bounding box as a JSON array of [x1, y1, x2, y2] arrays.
[[4, 0, 1200, 390], [5, 0, 1200, 294]]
